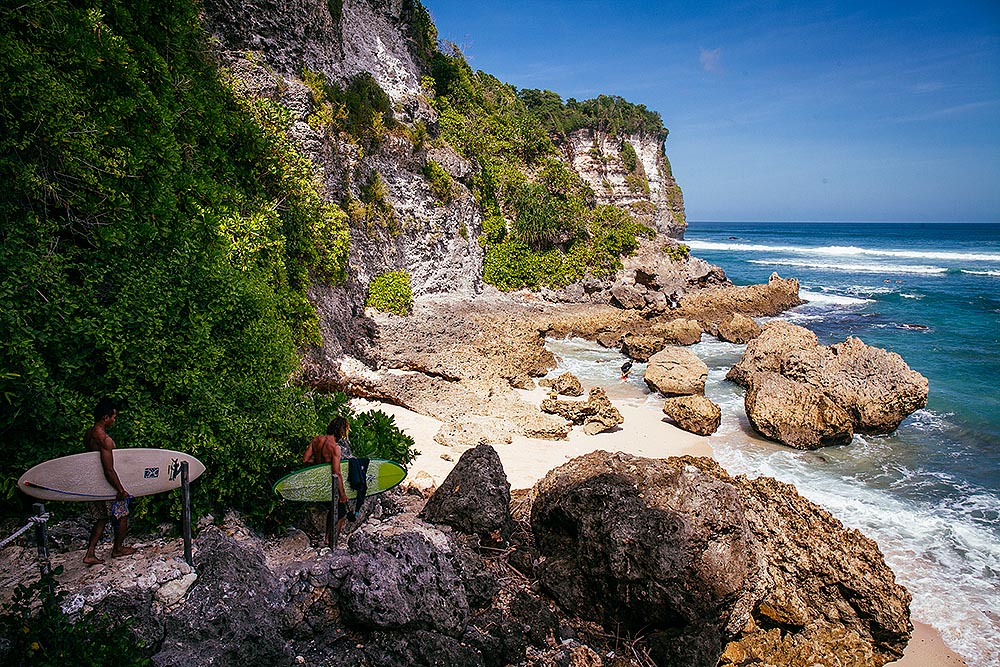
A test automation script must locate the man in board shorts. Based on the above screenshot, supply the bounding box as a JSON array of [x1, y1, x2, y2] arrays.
[[303, 416, 352, 547], [83, 399, 136, 564]]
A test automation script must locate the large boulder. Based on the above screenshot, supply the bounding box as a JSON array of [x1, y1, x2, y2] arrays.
[[539, 372, 584, 397], [644, 346, 709, 396], [531, 452, 768, 667], [726, 320, 818, 387], [621, 333, 665, 361], [342, 524, 472, 636], [541, 387, 624, 435], [422, 444, 512, 542], [744, 372, 854, 449], [662, 394, 722, 436], [155, 528, 291, 667], [679, 458, 912, 665], [717, 313, 762, 344], [783, 337, 929, 434], [653, 318, 704, 345]]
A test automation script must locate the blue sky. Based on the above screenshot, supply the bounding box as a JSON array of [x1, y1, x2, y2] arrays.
[[423, 0, 1000, 222]]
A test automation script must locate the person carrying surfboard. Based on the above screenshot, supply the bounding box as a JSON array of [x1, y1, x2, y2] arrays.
[[83, 398, 136, 564], [303, 416, 352, 547]]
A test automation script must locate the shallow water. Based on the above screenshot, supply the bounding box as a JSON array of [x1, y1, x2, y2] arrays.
[[544, 221, 1000, 666]]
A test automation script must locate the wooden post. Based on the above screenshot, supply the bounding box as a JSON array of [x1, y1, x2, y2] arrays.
[[181, 461, 193, 567], [331, 473, 341, 549], [33, 503, 49, 562]]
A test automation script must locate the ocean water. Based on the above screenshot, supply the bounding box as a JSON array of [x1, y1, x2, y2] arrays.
[[546, 222, 1000, 666]]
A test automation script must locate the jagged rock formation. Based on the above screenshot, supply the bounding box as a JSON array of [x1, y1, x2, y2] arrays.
[[540, 387, 624, 435], [662, 394, 722, 436], [421, 444, 512, 543], [744, 371, 855, 449], [728, 320, 929, 446], [4, 450, 912, 667], [717, 312, 762, 344], [532, 452, 912, 667], [538, 372, 584, 397]]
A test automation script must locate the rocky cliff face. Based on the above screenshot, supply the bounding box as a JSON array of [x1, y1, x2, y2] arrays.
[[559, 128, 686, 238], [200, 0, 690, 312]]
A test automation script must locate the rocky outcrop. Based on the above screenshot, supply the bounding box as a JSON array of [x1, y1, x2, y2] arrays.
[[422, 444, 512, 543], [744, 372, 855, 450], [540, 387, 624, 435], [644, 346, 709, 396], [654, 317, 704, 345], [621, 333, 665, 361], [559, 129, 685, 238], [717, 313, 761, 344], [531, 452, 912, 667], [782, 337, 929, 434], [729, 320, 928, 444], [538, 372, 584, 397], [532, 452, 767, 667], [727, 320, 819, 387], [662, 394, 722, 436]]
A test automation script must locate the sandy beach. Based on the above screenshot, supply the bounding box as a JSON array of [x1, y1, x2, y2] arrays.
[[350, 389, 967, 667]]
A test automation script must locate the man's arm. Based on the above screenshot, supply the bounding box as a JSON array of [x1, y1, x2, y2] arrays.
[[332, 443, 348, 504], [98, 437, 128, 500], [303, 438, 316, 464]]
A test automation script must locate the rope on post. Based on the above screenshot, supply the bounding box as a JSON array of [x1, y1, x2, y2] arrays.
[[0, 513, 50, 550]]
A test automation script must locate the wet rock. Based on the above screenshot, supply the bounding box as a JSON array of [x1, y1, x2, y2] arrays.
[[539, 372, 585, 397], [744, 372, 854, 449], [531, 452, 767, 667], [717, 313, 761, 344], [662, 394, 721, 436], [653, 317, 704, 345], [621, 333, 665, 361], [644, 346, 708, 396], [783, 337, 929, 434], [422, 444, 512, 542]]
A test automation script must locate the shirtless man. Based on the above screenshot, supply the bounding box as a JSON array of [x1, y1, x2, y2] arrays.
[[83, 399, 135, 564], [303, 416, 351, 547]]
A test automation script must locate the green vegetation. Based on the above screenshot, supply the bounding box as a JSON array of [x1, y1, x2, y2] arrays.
[[425, 45, 655, 290], [348, 410, 418, 464], [422, 159, 455, 203], [0, 567, 151, 666], [366, 271, 413, 315], [0, 0, 419, 529], [518, 89, 668, 141], [301, 67, 395, 150], [663, 243, 691, 262]]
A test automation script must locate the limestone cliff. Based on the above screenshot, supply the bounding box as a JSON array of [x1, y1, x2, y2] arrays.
[[200, 0, 695, 310], [559, 128, 686, 238]]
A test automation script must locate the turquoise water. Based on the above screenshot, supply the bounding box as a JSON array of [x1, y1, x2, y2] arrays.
[[547, 222, 1000, 666]]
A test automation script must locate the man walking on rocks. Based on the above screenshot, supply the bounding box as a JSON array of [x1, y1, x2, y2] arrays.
[[303, 416, 353, 547], [84, 398, 136, 564]]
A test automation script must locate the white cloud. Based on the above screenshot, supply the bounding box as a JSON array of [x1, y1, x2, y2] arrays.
[[700, 47, 723, 73]]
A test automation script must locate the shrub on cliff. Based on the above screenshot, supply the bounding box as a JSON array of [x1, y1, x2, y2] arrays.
[[0, 0, 349, 528], [427, 47, 654, 290], [366, 271, 413, 315]]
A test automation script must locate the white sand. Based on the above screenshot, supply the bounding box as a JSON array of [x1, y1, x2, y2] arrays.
[[351, 386, 711, 492], [351, 391, 967, 665]]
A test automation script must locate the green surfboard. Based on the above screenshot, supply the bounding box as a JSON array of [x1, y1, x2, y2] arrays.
[[273, 459, 407, 502]]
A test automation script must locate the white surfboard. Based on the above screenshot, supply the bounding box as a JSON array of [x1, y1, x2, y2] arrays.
[[18, 449, 206, 502]]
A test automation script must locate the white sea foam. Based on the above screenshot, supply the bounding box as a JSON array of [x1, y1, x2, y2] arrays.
[[962, 269, 1000, 277], [687, 239, 1000, 262], [799, 289, 872, 306], [747, 258, 949, 274], [547, 336, 1000, 667]]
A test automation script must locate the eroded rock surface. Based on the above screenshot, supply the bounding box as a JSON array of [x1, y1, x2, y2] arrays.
[[644, 346, 709, 396], [745, 371, 855, 449], [422, 444, 512, 543], [539, 372, 584, 397], [540, 387, 624, 435], [662, 394, 722, 436]]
